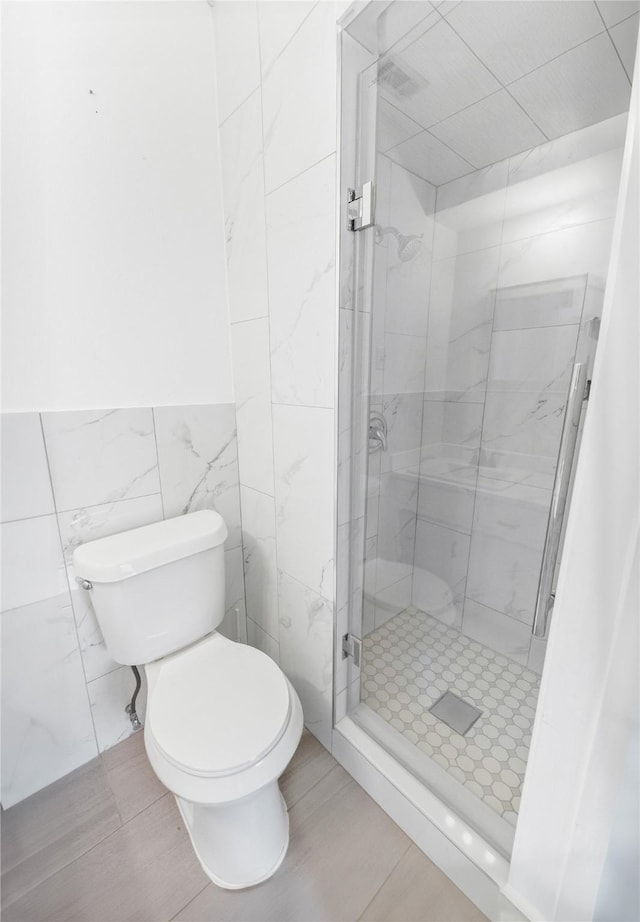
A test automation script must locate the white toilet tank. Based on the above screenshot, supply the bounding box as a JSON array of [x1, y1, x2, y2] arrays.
[[73, 510, 228, 666]]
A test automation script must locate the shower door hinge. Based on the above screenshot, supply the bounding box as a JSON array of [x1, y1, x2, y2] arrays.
[[342, 633, 361, 667], [347, 181, 375, 231]]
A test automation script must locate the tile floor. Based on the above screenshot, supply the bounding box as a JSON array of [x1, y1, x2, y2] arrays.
[[361, 608, 540, 824], [1, 729, 487, 922]]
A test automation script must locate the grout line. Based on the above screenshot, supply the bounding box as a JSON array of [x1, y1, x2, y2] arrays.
[[356, 840, 414, 921], [168, 880, 212, 922], [264, 149, 336, 199], [150, 408, 166, 521], [37, 413, 101, 752], [255, 1, 282, 654]]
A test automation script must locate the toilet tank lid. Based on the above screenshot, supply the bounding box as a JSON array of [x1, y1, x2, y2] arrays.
[[73, 510, 228, 583]]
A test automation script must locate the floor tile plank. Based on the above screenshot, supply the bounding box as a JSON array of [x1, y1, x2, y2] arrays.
[[174, 780, 411, 922], [359, 843, 489, 922], [1, 757, 122, 910], [3, 794, 208, 922], [280, 729, 340, 809], [101, 730, 167, 823]]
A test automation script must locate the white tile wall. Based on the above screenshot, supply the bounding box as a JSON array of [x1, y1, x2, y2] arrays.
[[212, 0, 261, 124], [240, 485, 279, 643], [230, 319, 275, 497], [1, 404, 246, 805], [41, 409, 160, 512], [1, 595, 98, 808], [219, 88, 270, 324], [214, 1, 340, 749], [1, 414, 54, 522], [154, 404, 241, 547], [278, 570, 333, 750], [261, 2, 338, 193], [266, 155, 336, 408]]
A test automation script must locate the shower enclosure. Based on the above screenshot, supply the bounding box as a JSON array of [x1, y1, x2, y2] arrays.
[[336, 0, 636, 862]]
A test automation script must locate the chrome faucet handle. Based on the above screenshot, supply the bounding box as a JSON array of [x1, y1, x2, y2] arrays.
[[369, 413, 388, 452]]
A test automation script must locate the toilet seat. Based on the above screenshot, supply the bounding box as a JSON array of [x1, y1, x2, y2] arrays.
[[147, 633, 292, 778]]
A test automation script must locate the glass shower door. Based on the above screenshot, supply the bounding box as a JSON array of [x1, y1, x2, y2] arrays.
[[341, 0, 632, 850]]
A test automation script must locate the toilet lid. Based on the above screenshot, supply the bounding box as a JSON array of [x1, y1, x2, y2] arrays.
[[148, 636, 291, 777]]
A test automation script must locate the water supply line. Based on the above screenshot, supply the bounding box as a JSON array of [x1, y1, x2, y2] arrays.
[[125, 665, 142, 731]]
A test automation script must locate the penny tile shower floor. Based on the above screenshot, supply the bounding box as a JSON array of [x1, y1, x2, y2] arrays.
[[361, 608, 540, 826]]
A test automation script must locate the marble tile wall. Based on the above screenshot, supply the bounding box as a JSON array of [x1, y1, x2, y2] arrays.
[[1, 405, 244, 807], [411, 114, 626, 672], [214, 1, 350, 751], [364, 153, 437, 635]]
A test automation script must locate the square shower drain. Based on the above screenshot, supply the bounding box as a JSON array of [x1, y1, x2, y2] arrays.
[[429, 691, 482, 735]]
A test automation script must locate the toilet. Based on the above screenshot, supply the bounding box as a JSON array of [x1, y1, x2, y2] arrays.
[[73, 509, 303, 890]]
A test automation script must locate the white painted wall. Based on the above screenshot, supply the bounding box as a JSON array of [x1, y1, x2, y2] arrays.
[[508, 56, 639, 922], [1, 1, 233, 412]]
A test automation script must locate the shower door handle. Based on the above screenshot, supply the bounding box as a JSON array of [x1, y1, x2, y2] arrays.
[[532, 363, 588, 638]]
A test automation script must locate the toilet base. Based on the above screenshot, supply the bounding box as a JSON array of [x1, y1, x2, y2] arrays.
[[176, 780, 290, 890]]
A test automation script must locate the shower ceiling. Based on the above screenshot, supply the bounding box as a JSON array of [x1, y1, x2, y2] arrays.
[[360, 0, 638, 186]]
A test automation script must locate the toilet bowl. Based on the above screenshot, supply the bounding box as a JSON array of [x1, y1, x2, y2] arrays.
[[73, 510, 303, 889], [144, 632, 303, 888]]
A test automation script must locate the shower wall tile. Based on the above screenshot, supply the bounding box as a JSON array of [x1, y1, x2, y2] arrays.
[[487, 324, 578, 395], [383, 334, 427, 395], [240, 486, 279, 642], [230, 319, 275, 497], [466, 529, 544, 627], [461, 598, 530, 665], [374, 574, 413, 629], [472, 478, 550, 550], [154, 404, 241, 549], [278, 570, 333, 750], [433, 162, 507, 260], [480, 389, 568, 469], [424, 247, 499, 400], [213, 0, 261, 124], [272, 404, 334, 602], [437, 158, 509, 213], [383, 163, 435, 338], [492, 275, 588, 332], [507, 114, 628, 186], [1, 595, 97, 808], [1, 413, 54, 523], [261, 2, 337, 193], [1, 515, 68, 612], [412, 519, 470, 617], [417, 478, 475, 535], [41, 409, 160, 513], [219, 89, 269, 324], [421, 401, 484, 453], [380, 393, 423, 473], [376, 471, 419, 591], [266, 155, 336, 408], [57, 494, 164, 682]]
